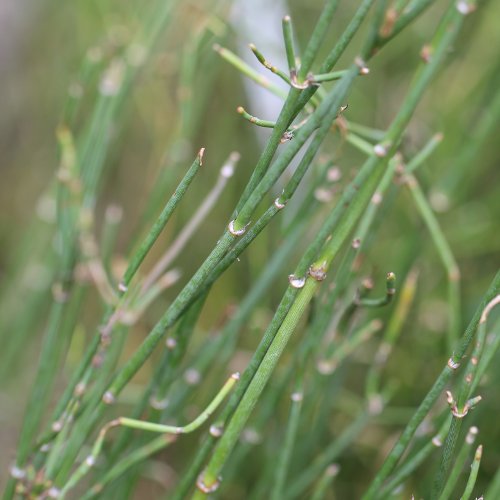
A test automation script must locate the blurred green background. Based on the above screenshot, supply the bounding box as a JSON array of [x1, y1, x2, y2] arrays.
[[0, 0, 499, 496]]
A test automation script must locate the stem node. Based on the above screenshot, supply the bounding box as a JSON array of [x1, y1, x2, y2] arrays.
[[196, 471, 221, 493], [228, 220, 250, 237]]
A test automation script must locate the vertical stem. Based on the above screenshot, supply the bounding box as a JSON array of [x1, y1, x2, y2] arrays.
[[270, 380, 304, 500], [459, 445, 482, 500], [405, 173, 460, 351]]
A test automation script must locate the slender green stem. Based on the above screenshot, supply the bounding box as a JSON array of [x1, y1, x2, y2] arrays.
[[459, 445, 482, 500], [432, 294, 499, 498], [194, 279, 319, 496], [362, 271, 500, 500], [356, 272, 396, 307], [293, 0, 376, 113], [59, 373, 239, 498], [375, 0, 437, 49], [213, 44, 288, 99], [438, 426, 479, 500], [365, 269, 419, 398], [405, 132, 443, 173], [296, 0, 340, 81], [168, 172, 328, 499], [285, 410, 372, 498], [310, 464, 339, 500], [311, 70, 348, 83], [122, 149, 203, 288], [377, 417, 451, 499], [270, 380, 304, 500], [249, 43, 291, 85], [282, 16, 298, 74], [8, 127, 81, 476], [122, 378, 239, 435], [237, 106, 277, 128], [406, 173, 460, 351], [81, 435, 176, 500], [485, 467, 500, 498]]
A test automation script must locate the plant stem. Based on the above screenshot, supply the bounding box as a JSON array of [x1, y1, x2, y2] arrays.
[[296, 0, 340, 81], [376, 417, 451, 499], [282, 16, 298, 74], [213, 44, 288, 100], [122, 149, 204, 289], [362, 271, 500, 499], [285, 410, 371, 498], [59, 373, 239, 498], [405, 173, 460, 351], [431, 293, 499, 498], [438, 426, 479, 500], [459, 445, 482, 500], [81, 435, 176, 500], [270, 379, 304, 500], [310, 464, 339, 500]]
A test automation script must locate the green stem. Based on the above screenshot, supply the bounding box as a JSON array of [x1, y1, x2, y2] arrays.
[[375, 0, 437, 49], [432, 293, 499, 498], [406, 173, 460, 351], [405, 132, 443, 173], [270, 380, 304, 500], [310, 464, 339, 500], [362, 271, 500, 499], [194, 279, 318, 496], [285, 410, 371, 498], [459, 445, 482, 500], [249, 43, 291, 86], [438, 426, 479, 500], [311, 69, 348, 83], [377, 417, 451, 499], [297, 0, 340, 81], [356, 272, 396, 307], [9, 127, 81, 475], [59, 373, 238, 498], [122, 149, 203, 288], [293, 0, 376, 113], [213, 44, 288, 100], [365, 269, 419, 398], [282, 15, 297, 74], [237, 106, 277, 128], [81, 435, 176, 500]]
